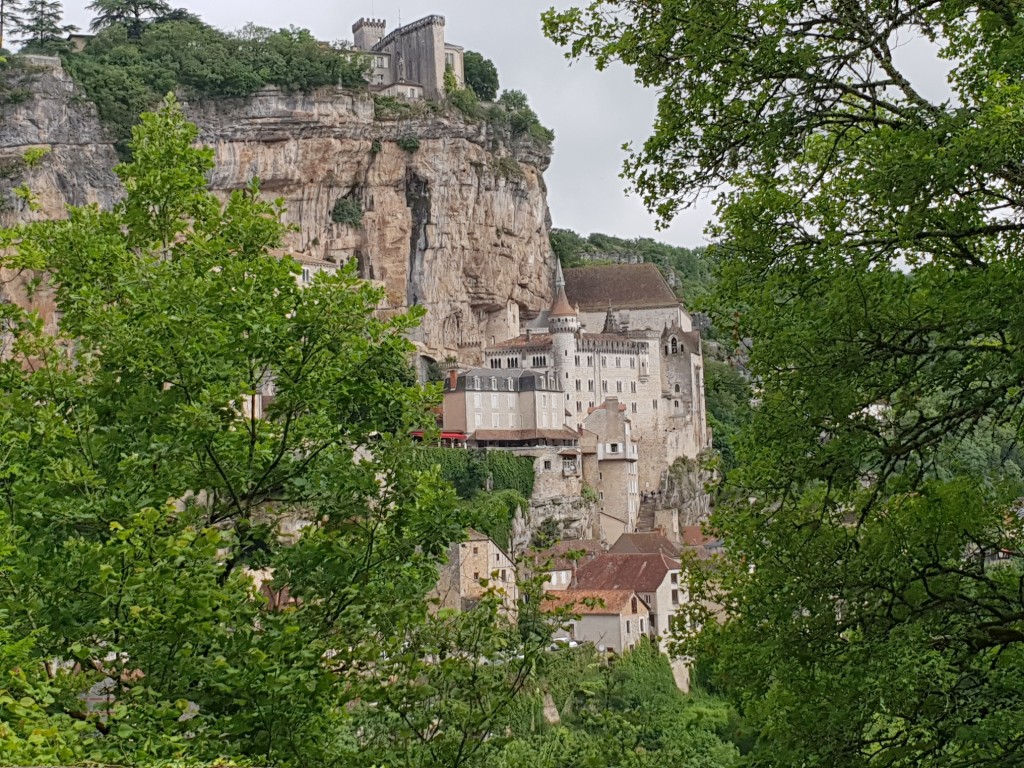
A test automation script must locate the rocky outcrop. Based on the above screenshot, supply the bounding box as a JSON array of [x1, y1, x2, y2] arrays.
[[0, 57, 555, 363]]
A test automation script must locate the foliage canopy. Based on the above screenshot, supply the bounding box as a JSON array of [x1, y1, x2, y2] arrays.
[[63, 17, 368, 152], [0, 98, 553, 767], [464, 50, 499, 101], [546, 1, 1024, 766]]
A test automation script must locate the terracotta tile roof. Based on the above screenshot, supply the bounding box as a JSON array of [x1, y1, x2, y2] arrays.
[[574, 553, 679, 593], [564, 264, 679, 310], [608, 532, 681, 557], [292, 254, 341, 268], [550, 286, 577, 317], [485, 334, 553, 350], [471, 428, 579, 442], [543, 589, 646, 615], [681, 525, 717, 547]]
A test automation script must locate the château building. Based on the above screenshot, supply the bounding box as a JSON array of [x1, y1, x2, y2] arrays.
[[483, 262, 710, 496], [352, 15, 465, 100]]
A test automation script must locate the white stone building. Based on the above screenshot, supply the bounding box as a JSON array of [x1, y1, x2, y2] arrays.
[[483, 262, 710, 496]]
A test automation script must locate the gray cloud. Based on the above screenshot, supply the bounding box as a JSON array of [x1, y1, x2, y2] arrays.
[[59, 1, 714, 246]]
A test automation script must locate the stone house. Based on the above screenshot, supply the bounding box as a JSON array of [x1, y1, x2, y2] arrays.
[[573, 552, 683, 652], [545, 589, 651, 653], [431, 529, 518, 616], [352, 16, 465, 100], [442, 367, 578, 449], [579, 397, 641, 542]]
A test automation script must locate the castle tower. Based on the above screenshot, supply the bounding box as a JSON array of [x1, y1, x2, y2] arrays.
[[549, 262, 580, 394], [353, 18, 386, 51]]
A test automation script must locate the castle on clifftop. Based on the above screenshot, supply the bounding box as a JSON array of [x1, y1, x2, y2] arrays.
[[352, 15, 465, 100]]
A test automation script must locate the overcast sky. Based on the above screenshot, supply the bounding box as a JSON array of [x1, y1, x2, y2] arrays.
[[59, 1, 715, 247]]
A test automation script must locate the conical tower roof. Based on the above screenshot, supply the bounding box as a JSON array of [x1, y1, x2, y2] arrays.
[[550, 260, 577, 318]]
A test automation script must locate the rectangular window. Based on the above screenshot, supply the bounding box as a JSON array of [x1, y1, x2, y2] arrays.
[[640, 618, 645, 633], [626, 620, 631, 634], [587, 356, 593, 365], [630, 358, 635, 369], [653, 400, 658, 410], [588, 380, 594, 392], [601, 356, 607, 366], [602, 380, 608, 392], [491, 413, 500, 428], [616, 357, 621, 367], [508, 394, 515, 408], [475, 413, 482, 427], [542, 394, 548, 407], [630, 381, 637, 393], [631, 402, 638, 413], [575, 379, 581, 391], [576, 401, 582, 412], [474, 393, 481, 407], [672, 589, 680, 606], [610, 443, 619, 453], [616, 381, 623, 393], [491, 393, 498, 408], [543, 460, 552, 470], [671, 573, 679, 585]]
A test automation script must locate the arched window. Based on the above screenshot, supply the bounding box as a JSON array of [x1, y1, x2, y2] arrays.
[[631, 596, 638, 613], [671, 338, 678, 354], [674, 384, 680, 394]]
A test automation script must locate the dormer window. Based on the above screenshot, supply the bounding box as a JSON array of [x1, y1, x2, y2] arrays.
[[506, 377, 513, 391], [472, 376, 480, 389], [490, 377, 497, 390]]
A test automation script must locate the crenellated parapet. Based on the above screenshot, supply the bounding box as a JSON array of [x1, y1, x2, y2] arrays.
[[371, 15, 447, 53]]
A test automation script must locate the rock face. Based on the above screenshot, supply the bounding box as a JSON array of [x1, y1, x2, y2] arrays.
[[0, 57, 555, 365]]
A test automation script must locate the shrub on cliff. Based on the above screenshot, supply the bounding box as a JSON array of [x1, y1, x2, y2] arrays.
[[63, 14, 369, 154]]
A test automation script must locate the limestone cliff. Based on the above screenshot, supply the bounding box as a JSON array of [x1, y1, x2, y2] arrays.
[[0, 56, 555, 363]]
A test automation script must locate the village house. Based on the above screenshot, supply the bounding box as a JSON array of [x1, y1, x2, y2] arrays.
[[545, 589, 651, 653], [579, 397, 641, 541], [572, 551, 683, 652], [431, 529, 518, 616]]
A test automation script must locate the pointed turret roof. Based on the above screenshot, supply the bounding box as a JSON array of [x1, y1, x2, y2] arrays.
[[550, 260, 577, 318]]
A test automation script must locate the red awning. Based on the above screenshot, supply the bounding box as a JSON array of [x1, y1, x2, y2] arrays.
[[441, 432, 466, 439]]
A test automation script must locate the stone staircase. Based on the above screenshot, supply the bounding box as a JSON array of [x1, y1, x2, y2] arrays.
[[636, 501, 656, 532]]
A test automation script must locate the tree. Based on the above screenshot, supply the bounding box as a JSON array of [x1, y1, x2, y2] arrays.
[[10, 0, 73, 51], [0, 0, 24, 51], [464, 50, 499, 101], [545, 2, 1024, 767], [0, 97, 549, 766], [87, 0, 169, 37]]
